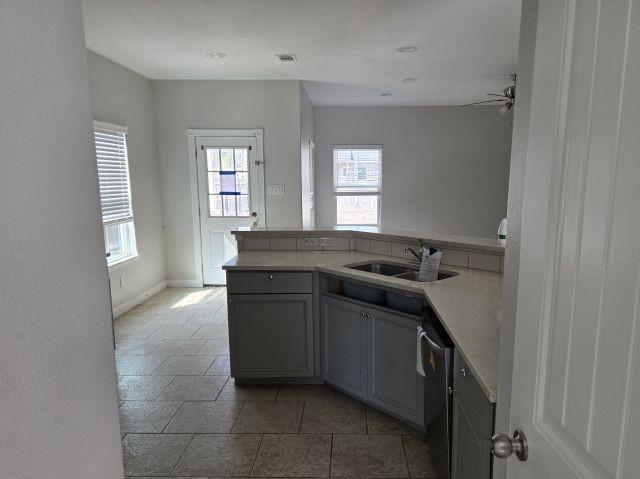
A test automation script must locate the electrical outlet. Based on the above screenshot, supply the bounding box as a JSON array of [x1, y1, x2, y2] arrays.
[[304, 237, 320, 247], [320, 237, 335, 247], [267, 184, 285, 196], [119, 275, 125, 288]]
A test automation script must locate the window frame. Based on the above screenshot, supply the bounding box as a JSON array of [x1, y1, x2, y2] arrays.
[[332, 145, 382, 226], [203, 146, 251, 218], [93, 120, 139, 268]]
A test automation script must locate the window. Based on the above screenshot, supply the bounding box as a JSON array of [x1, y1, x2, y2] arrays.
[[308, 141, 315, 211], [205, 147, 250, 217], [93, 121, 138, 267], [333, 145, 382, 225]]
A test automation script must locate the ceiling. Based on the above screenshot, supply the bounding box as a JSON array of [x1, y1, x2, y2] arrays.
[[82, 0, 522, 106]]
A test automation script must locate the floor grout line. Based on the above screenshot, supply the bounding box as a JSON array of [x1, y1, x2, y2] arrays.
[[400, 433, 412, 479], [248, 432, 265, 476], [168, 432, 196, 477]]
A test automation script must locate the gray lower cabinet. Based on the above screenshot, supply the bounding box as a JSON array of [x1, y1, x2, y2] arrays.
[[321, 295, 368, 398], [321, 294, 423, 427], [451, 350, 495, 479], [367, 308, 424, 426], [228, 293, 314, 377]]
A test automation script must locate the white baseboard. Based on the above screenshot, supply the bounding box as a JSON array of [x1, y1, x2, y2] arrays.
[[166, 278, 205, 288], [112, 281, 167, 318]]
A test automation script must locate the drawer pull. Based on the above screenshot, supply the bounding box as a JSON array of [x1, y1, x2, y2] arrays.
[[461, 368, 473, 377], [360, 311, 366, 317], [268, 274, 275, 280]]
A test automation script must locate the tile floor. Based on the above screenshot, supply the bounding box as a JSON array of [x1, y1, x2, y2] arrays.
[[114, 287, 438, 478]]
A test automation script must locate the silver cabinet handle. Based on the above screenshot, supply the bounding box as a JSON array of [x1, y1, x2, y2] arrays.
[[360, 311, 366, 317], [461, 368, 473, 377], [365, 313, 371, 319], [267, 274, 275, 280]]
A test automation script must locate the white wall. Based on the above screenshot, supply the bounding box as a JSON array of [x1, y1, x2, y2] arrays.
[[494, 2, 538, 477], [300, 84, 315, 228], [87, 52, 167, 314], [152, 80, 303, 283], [314, 106, 513, 237], [0, 1, 123, 477]]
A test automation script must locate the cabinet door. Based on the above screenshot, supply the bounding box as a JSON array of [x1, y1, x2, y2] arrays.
[[367, 309, 424, 426], [451, 352, 493, 479], [321, 295, 368, 399], [228, 294, 314, 377]]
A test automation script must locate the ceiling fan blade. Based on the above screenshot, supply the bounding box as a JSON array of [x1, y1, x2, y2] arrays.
[[460, 99, 504, 107], [486, 93, 508, 98]]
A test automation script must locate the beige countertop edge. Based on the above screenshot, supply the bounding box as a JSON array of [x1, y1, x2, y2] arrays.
[[223, 251, 501, 402], [231, 227, 504, 255]]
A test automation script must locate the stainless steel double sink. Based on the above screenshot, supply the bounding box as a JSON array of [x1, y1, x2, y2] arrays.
[[346, 261, 457, 282]]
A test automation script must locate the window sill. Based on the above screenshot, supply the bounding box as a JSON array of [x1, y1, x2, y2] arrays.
[[108, 254, 139, 273]]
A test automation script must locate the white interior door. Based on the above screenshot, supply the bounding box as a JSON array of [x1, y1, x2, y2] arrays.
[[499, 0, 640, 478], [196, 136, 265, 285]]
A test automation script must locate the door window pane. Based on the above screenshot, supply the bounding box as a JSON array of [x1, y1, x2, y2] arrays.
[[208, 172, 221, 194], [223, 195, 237, 216], [220, 149, 234, 170], [205, 146, 251, 217], [236, 172, 249, 194], [219, 172, 237, 194], [207, 148, 220, 171], [336, 195, 378, 225], [209, 195, 222, 216], [237, 195, 250, 216], [235, 149, 248, 171]]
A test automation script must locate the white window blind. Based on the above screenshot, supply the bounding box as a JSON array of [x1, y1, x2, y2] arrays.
[[93, 122, 133, 225], [333, 146, 382, 192], [333, 145, 382, 226], [309, 140, 315, 209]]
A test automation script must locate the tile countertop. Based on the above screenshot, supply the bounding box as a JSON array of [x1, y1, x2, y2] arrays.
[[232, 226, 504, 254], [223, 251, 503, 402]]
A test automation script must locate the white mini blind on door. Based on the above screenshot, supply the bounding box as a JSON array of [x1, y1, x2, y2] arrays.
[[93, 121, 133, 225]]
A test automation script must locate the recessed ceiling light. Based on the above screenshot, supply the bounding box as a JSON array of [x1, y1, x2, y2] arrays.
[[206, 52, 226, 59], [380, 92, 393, 97], [402, 77, 417, 82], [397, 46, 418, 53]]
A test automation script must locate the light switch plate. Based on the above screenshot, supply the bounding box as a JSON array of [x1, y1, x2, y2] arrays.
[[267, 184, 285, 196]]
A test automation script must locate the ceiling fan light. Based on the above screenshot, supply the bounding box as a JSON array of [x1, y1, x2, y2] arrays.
[[498, 102, 513, 115]]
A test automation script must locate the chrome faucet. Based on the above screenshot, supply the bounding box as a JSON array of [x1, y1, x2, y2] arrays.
[[405, 240, 425, 263]]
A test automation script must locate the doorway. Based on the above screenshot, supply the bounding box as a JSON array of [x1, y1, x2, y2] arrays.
[[189, 129, 265, 285]]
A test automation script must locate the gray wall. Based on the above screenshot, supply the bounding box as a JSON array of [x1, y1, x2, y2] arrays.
[[300, 84, 315, 228], [152, 80, 303, 283], [314, 106, 513, 237], [0, 1, 123, 476], [87, 52, 167, 312]]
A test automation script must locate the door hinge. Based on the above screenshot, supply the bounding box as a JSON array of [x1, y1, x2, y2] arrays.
[[248, 146, 252, 151], [200, 144, 205, 150]]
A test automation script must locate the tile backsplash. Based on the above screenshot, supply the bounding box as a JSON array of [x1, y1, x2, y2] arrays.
[[235, 233, 503, 273]]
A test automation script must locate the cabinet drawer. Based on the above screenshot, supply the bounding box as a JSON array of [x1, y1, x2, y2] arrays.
[[227, 271, 313, 294]]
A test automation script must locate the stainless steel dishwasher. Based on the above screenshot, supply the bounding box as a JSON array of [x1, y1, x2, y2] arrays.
[[420, 312, 454, 479]]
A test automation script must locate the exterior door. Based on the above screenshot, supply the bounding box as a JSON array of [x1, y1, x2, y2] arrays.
[[500, 0, 640, 478], [196, 135, 265, 285]]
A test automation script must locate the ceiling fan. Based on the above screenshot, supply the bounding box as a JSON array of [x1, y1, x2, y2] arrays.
[[461, 74, 516, 115]]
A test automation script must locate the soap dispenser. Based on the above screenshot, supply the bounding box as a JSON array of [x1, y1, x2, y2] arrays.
[[498, 218, 507, 247]]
